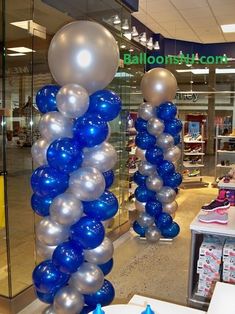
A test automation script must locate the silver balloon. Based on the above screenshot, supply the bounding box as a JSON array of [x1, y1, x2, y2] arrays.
[[53, 286, 84, 314], [135, 200, 146, 212], [57, 83, 89, 119], [146, 174, 163, 192], [157, 187, 176, 204], [140, 68, 177, 104], [69, 167, 105, 201], [147, 117, 164, 137], [163, 200, 178, 215], [164, 146, 181, 163], [36, 217, 69, 246], [70, 262, 104, 294], [84, 237, 113, 264], [48, 21, 119, 94], [135, 148, 146, 161], [39, 111, 73, 141], [137, 212, 154, 228], [43, 306, 55, 314], [145, 226, 161, 243], [36, 239, 57, 260], [138, 102, 155, 121], [156, 133, 174, 151], [82, 142, 117, 172], [31, 138, 50, 166], [50, 192, 83, 226], [138, 161, 156, 176]]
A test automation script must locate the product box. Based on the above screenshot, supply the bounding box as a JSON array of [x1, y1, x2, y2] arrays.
[[223, 238, 235, 260], [197, 264, 220, 280], [197, 258, 220, 273], [222, 269, 235, 283], [196, 286, 213, 298], [223, 262, 235, 271], [199, 239, 224, 260]]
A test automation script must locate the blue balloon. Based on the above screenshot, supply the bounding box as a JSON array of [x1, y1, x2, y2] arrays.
[[135, 186, 155, 203], [84, 280, 115, 307], [31, 166, 69, 198], [52, 241, 84, 274], [98, 258, 113, 276], [36, 85, 60, 113], [70, 217, 105, 249], [156, 102, 177, 121], [103, 170, 114, 189], [83, 191, 118, 221], [89, 90, 121, 121], [164, 172, 182, 189], [174, 134, 181, 145], [31, 193, 53, 217], [36, 289, 58, 304], [157, 160, 175, 178], [32, 260, 69, 294], [145, 200, 162, 218], [164, 118, 183, 136], [155, 212, 173, 231], [145, 146, 164, 165], [133, 220, 146, 237], [161, 222, 180, 238], [81, 305, 96, 314], [135, 118, 148, 132], [135, 131, 156, 150], [133, 171, 147, 186], [73, 114, 108, 147], [47, 138, 83, 174]]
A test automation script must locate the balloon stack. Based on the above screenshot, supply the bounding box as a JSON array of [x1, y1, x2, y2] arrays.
[[31, 21, 121, 313], [133, 68, 182, 243]]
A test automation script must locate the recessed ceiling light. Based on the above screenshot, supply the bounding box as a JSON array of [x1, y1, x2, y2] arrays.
[[113, 15, 121, 25], [11, 20, 46, 39], [122, 19, 129, 30], [129, 48, 134, 52], [7, 47, 35, 53], [221, 24, 235, 33], [120, 44, 126, 49], [11, 20, 29, 30], [7, 53, 26, 56]]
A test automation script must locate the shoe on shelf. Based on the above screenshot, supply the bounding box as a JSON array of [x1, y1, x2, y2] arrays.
[[226, 160, 230, 166], [198, 211, 228, 224], [183, 156, 190, 161], [188, 169, 200, 177], [195, 134, 202, 141], [182, 170, 189, 176], [184, 147, 191, 153], [222, 142, 230, 151], [192, 146, 202, 153], [221, 160, 225, 166], [201, 198, 230, 212]]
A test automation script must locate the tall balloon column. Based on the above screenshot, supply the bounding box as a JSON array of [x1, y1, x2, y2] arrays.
[[133, 68, 182, 243], [30, 21, 121, 314]]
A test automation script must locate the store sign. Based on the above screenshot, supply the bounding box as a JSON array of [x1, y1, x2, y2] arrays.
[[6, 66, 30, 74], [176, 93, 199, 102]]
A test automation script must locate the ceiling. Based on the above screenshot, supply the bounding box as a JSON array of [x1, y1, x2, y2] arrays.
[[132, 0, 235, 43]]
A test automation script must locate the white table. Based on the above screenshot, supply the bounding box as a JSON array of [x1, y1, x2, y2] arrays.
[[208, 282, 235, 314]]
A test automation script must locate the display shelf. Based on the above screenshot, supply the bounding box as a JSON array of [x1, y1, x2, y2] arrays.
[[184, 152, 205, 156], [216, 164, 235, 168], [184, 140, 205, 144], [183, 162, 204, 168], [217, 135, 235, 139], [217, 179, 235, 190], [217, 150, 235, 153], [183, 176, 204, 180]]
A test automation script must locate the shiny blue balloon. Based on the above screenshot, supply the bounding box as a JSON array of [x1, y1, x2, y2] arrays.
[[36, 289, 58, 304], [47, 137, 83, 174], [135, 118, 148, 132], [164, 172, 182, 189], [145, 146, 164, 165], [133, 220, 146, 237], [145, 200, 162, 218], [32, 260, 70, 294], [103, 170, 114, 189], [83, 191, 118, 221], [135, 186, 156, 203], [161, 222, 180, 238], [84, 280, 115, 307], [155, 212, 173, 231], [36, 85, 60, 113], [157, 160, 175, 178], [31, 166, 69, 198], [98, 258, 113, 276], [156, 102, 177, 121], [81, 305, 96, 314], [135, 131, 156, 150], [164, 118, 183, 136], [88, 90, 121, 121], [52, 241, 84, 274], [133, 171, 147, 186], [174, 134, 181, 145], [31, 193, 53, 217], [73, 114, 108, 147], [70, 217, 105, 249]]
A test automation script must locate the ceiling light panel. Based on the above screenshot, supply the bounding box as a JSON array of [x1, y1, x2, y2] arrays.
[[7, 47, 35, 53]]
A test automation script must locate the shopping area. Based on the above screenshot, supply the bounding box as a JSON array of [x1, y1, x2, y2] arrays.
[[1, 0, 235, 313]]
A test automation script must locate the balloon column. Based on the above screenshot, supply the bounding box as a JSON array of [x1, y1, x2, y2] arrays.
[[133, 68, 182, 243], [31, 21, 120, 313]]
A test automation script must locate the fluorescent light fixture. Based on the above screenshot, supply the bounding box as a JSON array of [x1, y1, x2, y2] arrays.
[[154, 41, 160, 50], [192, 69, 209, 74], [120, 44, 126, 49], [113, 15, 121, 25], [7, 47, 35, 53], [7, 53, 26, 56], [129, 48, 134, 52], [115, 71, 134, 78], [176, 69, 192, 73], [10, 20, 46, 39], [176, 68, 235, 74], [131, 26, 138, 37], [221, 24, 235, 33], [140, 32, 147, 43], [122, 19, 129, 30], [11, 20, 29, 30], [216, 68, 235, 74]]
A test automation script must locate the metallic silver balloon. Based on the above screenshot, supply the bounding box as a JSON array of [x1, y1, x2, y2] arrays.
[[135, 148, 146, 161], [156, 133, 174, 151], [137, 212, 154, 228], [50, 192, 83, 226], [140, 68, 177, 104], [84, 237, 114, 264], [82, 142, 117, 172], [138, 102, 155, 121], [48, 21, 119, 94], [163, 200, 178, 215], [147, 117, 164, 137], [145, 226, 161, 243], [70, 262, 104, 294], [36, 217, 69, 246], [138, 161, 156, 176], [43, 306, 55, 314], [39, 111, 73, 141], [146, 174, 163, 192], [157, 187, 176, 204], [164, 146, 181, 163], [57, 83, 89, 119], [135, 200, 146, 212], [53, 286, 84, 314], [69, 167, 105, 201], [36, 239, 57, 260], [31, 138, 50, 166]]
